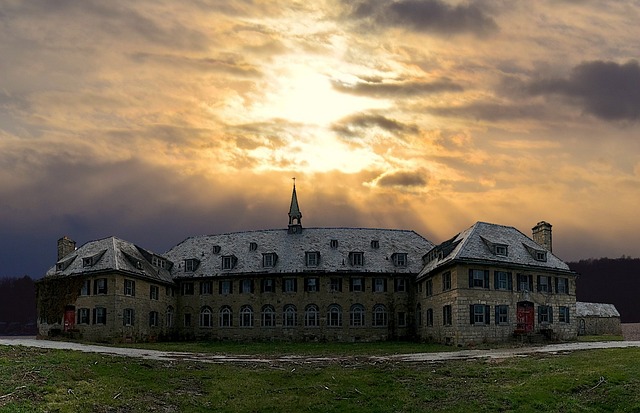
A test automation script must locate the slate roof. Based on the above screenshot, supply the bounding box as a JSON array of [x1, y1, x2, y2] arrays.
[[576, 301, 621, 318], [418, 221, 572, 279], [45, 236, 174, 284], [165, 227, 433, 278]]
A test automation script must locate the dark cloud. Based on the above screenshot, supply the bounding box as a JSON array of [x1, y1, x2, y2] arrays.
[[332, 113, 419, 137], [346, 0, 498, 36], [376, 170, 427, 188], [332, 78, 463, 98], [427, 102, 549, 121], [528, 60, 640, 121]]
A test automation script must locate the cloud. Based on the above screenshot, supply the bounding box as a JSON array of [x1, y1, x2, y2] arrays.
[[332, 78, 463, 98], [332, 113, 419, 137], [427, 102, 550, 122], [374, 170, 428, 188], [528, 60, 640, 121], [346, 0, 499, 36]]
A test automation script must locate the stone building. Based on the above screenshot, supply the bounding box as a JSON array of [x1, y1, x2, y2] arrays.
[[36, 186, 577, 345], [576, 301, 622, 336]]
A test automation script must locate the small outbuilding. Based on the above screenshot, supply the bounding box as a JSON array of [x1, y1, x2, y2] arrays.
[[576, 301, 622, 336]]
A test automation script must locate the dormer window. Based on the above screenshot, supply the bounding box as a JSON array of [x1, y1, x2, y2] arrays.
[[535, 251, 547, 262], [262, 252, 278, 268], [184, 258, 200, 272], [495, 245, 508, 256], [249, 242, 258, 251], [330, 239, 338, 249], [151, 256, 167, 269], [371, 240, 379, 249], [212, 245, 221, 254], [392, 253, 408, 268], [82, 250, 106, 268], [222, 255, 238, 270], [349, 252, 364, 267], [305, 251, 320, 267]]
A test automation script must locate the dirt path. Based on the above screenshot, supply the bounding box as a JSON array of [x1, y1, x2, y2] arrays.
[[2, 337, 640, 364]]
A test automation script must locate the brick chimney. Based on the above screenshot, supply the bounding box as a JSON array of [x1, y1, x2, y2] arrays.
[[57, 236, 76, 260], [532, 221, 552, 252]]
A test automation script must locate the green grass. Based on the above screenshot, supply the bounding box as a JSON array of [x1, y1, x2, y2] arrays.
[[577, 335, 624, 342], [2, 344, 640, 412]]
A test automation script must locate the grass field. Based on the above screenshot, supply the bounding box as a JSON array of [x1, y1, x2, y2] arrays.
[[1, 341, 639, 412]]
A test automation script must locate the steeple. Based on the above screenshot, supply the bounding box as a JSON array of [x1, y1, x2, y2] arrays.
[[288, 178, 303, 234]]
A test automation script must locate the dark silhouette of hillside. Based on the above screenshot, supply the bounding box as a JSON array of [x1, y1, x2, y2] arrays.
[[0, 276, 37, 335], [571, 257, 640, 323]]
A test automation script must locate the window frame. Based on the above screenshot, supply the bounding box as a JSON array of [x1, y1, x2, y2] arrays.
[[559, 306, 570, 323], [349, 251, 364, 267], [200, 307, 213, 328], [240, 305, 253, 328], [219, 306, 232, 327], [350, 277, 364, 292], [350, 304, 365, 327], [94, 278, 108, 295], [124, 279, 136, 297], [150, 285, 159, 300], [282, 278, 297, 293], [199, 280, 213, 295], [93, 307, 107, 325], [495, 305, 509, 325], [305, 251, 320, 267], [261, 305, 276, 327], [327, 304, 342, 327], [442, 272, 452, 291], [305, 277, 319, 292], [181, 282, 194, 296], [283, 305, 297, 327], [304, 304, 319, 327], [77, 308, 90, 325], [123, 308, 135, 326], [149, 311, 159, 327], [329, 277, 342, 293], [443, 305, 452, 326]]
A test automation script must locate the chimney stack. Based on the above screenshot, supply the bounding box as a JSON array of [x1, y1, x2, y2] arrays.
[[57, 236, 76, 261], [532, 221, 552, 252]]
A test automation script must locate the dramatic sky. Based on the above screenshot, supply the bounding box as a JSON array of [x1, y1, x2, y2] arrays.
[[2, 0, 640, 278]]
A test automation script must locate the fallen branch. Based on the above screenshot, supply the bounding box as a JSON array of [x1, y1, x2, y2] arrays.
[[587, 376, 606, 392], [0, 386, 27, 400]]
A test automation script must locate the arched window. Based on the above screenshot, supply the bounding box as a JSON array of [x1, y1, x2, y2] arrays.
[[166, 306, 174, 328], [200, 306, 213, 327], [240, 305, 253, 327], [261, 305, 276, 327], [304, 304, 319, 327], [219, 306, 232, 327], [328, 304, 342, 327], [283, 305, 297, 327], [373, 304, 387, 327], [350, 304, 365, 327]]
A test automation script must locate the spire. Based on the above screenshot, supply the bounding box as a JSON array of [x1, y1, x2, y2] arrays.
[[288, 178, 302, 234]]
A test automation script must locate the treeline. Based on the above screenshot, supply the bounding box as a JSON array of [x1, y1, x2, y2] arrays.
[[0, 276, 37, 335], [571, 257, 640, 323]]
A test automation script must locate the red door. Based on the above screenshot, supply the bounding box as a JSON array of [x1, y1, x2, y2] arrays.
[[516, 302, 534, 333], [63, 306, 75, 332]]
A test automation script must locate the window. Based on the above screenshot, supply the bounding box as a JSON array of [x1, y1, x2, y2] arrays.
[[149, 311, 159, 327], [222, 255, 237, 270], [469, 269, 489, 289], [517, 274, 533, 292], [185, 259, 199, 272], [212, 245, 221, 254], [537, 275, 552, 293], [556, 277, 569, 294], [442, 272, 451, 291], [166, 286, 175, 297], [123, 308, 135, 326], [200, 281, 213, 295], [282, 278, 297, 293], [426, 279, 433, 296], [237, 279, 251, 294], [152, 256, 167, 269], [495, 244, 508, 256], [94, 278, 107, 295], [305, 277, 319, 292], [166, 306, 174, 328], [373, 304, 387, 327], [426, 308, 434, 327], [93, 307, 106, 325], [329, 278, 342, 293], [350, 277, 364, 292], [83, 257, 94, 267], [123, 279, 135, 296], [150, 285, 159, 300], [283, 305, 297, 327], [535, 251, 547, 262], [240, 305, 253, 327], [538, 305, 553, 324], [395, 278, 406, 292], [373, 278, 387, 293], [200, 307, 212, 327], [219, 280, 232, 295], [184, 313, 192, 327], [350, 304, 365, 327], [559, 306, 570, 323], [305, 251, 320, 267], [181, 282, 194, 296], [328, 304, 342, 327], [392, 253, 408, 268], [219, 306, 232, 327], [443, 305, 452, 326], [495, 271, 512, 291], [416, 304, 422, 326], [80, 280, 91, 296], [77, 308, 90, 324], [349, 252, 364, 266], [330, 239, 338, 249], [470, 304, 490, 325], [304, 305, 319, 327], [371, 240, 379, 249], [249, 242, 258, 251], [495, 305, 509, 325], [261, 278, 275, 293], [398, 312, 407, 327], [262, 253, 277, 268], [261, 305, 276, 327]]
